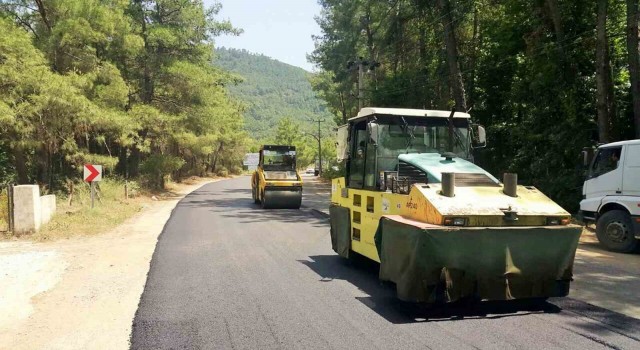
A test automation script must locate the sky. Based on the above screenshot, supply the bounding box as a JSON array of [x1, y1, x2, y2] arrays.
[[205, 0, 322, 72]]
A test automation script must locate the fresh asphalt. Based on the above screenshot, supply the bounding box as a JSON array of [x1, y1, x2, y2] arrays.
[[130, 176, 640, 349]]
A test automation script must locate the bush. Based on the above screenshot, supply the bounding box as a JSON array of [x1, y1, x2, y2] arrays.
[[0, 188, 8, 230], [216, 167, 229, 177], [140, 154, 185, 189], [320, 161, 345, 180], [124, 180, 141, 198]]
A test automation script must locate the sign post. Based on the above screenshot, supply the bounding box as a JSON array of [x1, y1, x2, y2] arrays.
[[84, 164, 103, 209], [90, 182, 95, 208]]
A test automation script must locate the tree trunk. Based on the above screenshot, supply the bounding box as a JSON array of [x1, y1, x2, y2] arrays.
[[135, 0, 153, 103], [364, 8, 377, 87], [13, 144, 28, 184], [468, 5, 480, 109], [437, 0, 467, 111], [339, 91, 348, 124], [129, 147, 140, 177], [596, 0, 611, 143], [35, 143, 49, 186], [34, 0, 52, 32], [117, 146, 128, 178], [605, 39, 617, 140], [545, 0, 565, 54], [627, 0, 640, 138], [211, 142, 224, 173]]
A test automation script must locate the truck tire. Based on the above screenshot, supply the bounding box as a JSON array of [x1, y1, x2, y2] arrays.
[[596, 210, 638, 253]]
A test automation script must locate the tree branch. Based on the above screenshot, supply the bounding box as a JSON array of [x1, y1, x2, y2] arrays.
[[34, 0, 52, 32]]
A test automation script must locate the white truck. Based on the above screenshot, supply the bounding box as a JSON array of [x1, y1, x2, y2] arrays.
[[580, 139, 640, 252]]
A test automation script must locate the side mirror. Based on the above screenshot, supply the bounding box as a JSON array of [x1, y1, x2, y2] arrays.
[[367, 121, 378, 145], [471, 124, 487, 149], [336, 124, 349, 161], [581, 147, 593, 167]]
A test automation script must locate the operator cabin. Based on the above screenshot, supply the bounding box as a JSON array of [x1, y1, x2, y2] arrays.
[[340, 107, 492, 192]]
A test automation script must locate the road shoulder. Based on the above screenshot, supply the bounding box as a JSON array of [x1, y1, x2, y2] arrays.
[[301, 175, 331, 216], [0, 178, 221, 350]]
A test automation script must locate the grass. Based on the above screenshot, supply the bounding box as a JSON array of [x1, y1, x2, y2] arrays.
[[33, 179, 147, 241], [0, 188, 8, 232], [0, 175, 224, 241]]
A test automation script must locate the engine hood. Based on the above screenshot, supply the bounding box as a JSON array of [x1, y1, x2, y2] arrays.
[[398, 153, 499, 184]]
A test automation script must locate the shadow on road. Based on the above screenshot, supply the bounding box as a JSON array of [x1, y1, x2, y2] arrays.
[[299, 254, 561, 324], [178, 188, 329, 228]]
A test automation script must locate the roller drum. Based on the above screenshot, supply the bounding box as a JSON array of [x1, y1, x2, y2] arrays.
[[261, 187, 302, 209]]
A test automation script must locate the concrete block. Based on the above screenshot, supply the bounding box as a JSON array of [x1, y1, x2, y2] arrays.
[[40, 194, 57, 225], [13, 185, 41, 234]]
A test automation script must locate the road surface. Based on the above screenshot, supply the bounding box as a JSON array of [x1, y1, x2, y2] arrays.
[[131, 176, 640, 349]]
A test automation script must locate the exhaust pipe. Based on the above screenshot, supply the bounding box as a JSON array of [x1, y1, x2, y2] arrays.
[[441, 172, 455, 197], [503, 173, 518, 197]]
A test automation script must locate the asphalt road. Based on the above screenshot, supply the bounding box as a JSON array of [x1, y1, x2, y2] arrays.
[[131, 176, 640, 349]]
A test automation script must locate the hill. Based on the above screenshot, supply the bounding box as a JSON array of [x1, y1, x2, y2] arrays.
[[214, 47, 333, 139]]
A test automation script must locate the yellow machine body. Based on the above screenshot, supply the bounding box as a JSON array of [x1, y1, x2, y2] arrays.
[[328, 107, 581, 303], [330, 177, 575, 263]]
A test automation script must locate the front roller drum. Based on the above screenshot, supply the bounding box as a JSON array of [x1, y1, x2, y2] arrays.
[[261, 187, 302, 209]]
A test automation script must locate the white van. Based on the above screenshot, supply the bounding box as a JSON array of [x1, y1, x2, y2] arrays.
[[580, 140, 640, 252]]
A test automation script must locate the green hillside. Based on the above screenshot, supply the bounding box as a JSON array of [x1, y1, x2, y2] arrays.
[[214, 47, 333, 139]]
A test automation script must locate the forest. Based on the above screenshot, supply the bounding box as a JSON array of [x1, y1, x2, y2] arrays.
[[3, 0, 640, 212], [310, 0, 640, 211], [214, 47, 334, 140], [214, 47, 338, 169], [0, 0, 246, 189]]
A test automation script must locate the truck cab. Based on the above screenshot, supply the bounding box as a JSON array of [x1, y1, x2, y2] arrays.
[[580, 140, 640, 252]]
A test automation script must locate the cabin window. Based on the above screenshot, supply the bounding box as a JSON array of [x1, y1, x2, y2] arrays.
[[591, 147, 622, 177], [366, 196, 374, 213], [348, 122, 368, 188], [353, 211, 361, 224], [352, 228, 361, 241], [353, 194, 362, 206]]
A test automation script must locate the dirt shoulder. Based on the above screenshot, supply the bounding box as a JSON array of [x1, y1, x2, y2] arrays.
[[572, 227, 640, 319], [300, 174, 331, 215], [0, 178, 222, 350]]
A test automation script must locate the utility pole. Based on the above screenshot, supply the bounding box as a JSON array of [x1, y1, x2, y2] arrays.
[[358, 62, 365, 109], [347, 57, 380, 109], [308, 118, 324, 175]]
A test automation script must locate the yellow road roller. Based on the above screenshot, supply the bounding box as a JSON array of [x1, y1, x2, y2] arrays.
[[330, 107, 582, 303], [252, 145, 303, 209]]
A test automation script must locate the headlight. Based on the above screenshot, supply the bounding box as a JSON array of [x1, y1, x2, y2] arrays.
[[547, 217, 570, 225], [443, 217, 467, 226]]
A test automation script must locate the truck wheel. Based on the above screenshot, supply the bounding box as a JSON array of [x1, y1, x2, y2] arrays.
[[596, 210, 638, 253]]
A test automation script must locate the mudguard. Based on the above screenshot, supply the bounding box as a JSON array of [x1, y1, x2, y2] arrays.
[[375, 215, 582, 303], [329, 205, 351, 258]]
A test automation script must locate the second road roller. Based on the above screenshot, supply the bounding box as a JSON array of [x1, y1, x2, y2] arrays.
[[252, 145, 303, 209]]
